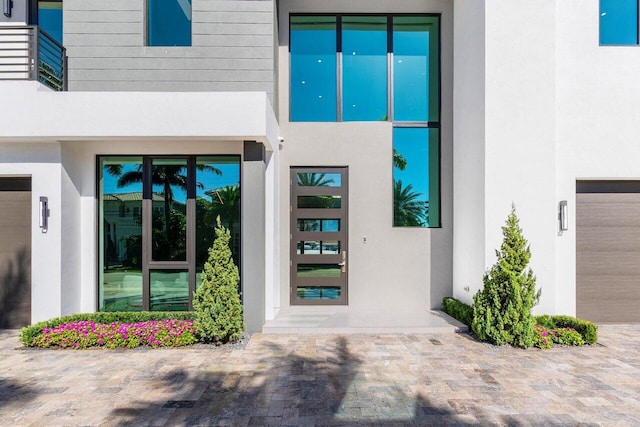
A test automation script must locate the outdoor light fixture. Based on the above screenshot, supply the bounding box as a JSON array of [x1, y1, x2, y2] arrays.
[[3, 0, 12, 17], [39, 196, 50, 231], [559, 200, 568, 233]]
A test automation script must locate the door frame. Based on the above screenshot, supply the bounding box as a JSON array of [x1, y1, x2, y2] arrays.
[[290, 167, 348, 305]]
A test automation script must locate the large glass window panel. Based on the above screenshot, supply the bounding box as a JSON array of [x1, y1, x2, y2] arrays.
[[99, 157, 144, 312], [393, 128, 440, 227], [291, 16, 337, 121], [148, 0, 192, 46], [38, 1, 63, 44], [150, 270, 189, 311], [342, 16, 388, 121], [600, 0, 638, 45], [195, 156, 241, 287], [151, 159, 188, 261], [393, 16, 439, 122]]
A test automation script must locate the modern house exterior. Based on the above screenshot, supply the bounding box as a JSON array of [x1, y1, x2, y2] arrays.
[[1, 0, 638, 330]]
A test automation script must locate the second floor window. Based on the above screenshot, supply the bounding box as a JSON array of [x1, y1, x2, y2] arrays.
[[290, 14, 440, 123], [600, 0, 638, 45], [148, 0, 192, 46]]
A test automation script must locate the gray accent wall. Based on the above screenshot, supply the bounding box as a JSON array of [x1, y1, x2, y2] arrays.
[[64, 0, 276, 101]]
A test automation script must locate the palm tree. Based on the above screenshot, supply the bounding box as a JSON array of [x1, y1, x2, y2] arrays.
[[297, 172, 335, 187], [393, 180, 429, 227], [105, 163, 220, 231], [393, 149, 407, 171]]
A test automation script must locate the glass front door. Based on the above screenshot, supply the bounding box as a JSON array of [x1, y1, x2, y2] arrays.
[[98, 156, 240, 312], [290, 167, 348, 305]]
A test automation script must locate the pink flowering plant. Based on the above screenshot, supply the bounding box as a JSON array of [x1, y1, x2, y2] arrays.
[[533, 325, 553, 349], [30, 319, 196, 349]]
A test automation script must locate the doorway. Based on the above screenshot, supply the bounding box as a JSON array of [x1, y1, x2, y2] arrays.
[[290, 167, 348, 305]]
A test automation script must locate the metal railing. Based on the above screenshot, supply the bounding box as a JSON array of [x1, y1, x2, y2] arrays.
[[0, 26, 67, 91]]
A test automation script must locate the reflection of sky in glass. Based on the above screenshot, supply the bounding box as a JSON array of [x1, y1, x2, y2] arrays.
[[291, 17, 337, 121], [148, 0, 192, 46], [152, 160, 188, 204], [342, 17, 387, 121], [393, 127, 429, 200], [600, 0, 638, 45], [38, 2, 63, 44], [394, 18, 430, 121], [102, 158, 240, 203], [196, 162, 240, 198]]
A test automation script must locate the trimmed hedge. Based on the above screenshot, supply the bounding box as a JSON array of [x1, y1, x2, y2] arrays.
[[442, 297, 473, 327], [20, 311, 195, 347], [534, 315, 598, 344]]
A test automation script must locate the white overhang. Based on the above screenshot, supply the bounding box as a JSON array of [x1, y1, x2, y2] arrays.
[[0, 81, 279, 151]]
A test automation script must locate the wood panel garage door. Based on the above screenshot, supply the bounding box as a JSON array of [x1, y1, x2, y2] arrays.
[[576, 181, 640, 323], [0, 178, 31, 328]]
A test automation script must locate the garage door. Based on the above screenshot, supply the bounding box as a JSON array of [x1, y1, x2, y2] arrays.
[[0, 178, 31, 328], [576, 181, 640, 323]]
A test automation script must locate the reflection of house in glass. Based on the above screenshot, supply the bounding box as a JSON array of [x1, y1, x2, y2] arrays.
[[102, 192, 185, 267]]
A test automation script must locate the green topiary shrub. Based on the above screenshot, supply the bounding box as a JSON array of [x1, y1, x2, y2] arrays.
[[550, 327, 584, 346], [534, 314, 597, 344], [442, 297, 473, 327], [472, 206, 541, 348], [20, 311, 194, 347], [192, 217, 245, 344]]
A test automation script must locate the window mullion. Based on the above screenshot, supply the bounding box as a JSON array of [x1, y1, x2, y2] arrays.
[[337, 51, 343, 122]]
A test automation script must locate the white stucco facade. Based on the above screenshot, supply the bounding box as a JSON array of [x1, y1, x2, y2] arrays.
[[1, 0, 637, 328]]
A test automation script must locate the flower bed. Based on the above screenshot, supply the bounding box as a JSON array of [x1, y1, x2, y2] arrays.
[[28, 319, 197, 349]]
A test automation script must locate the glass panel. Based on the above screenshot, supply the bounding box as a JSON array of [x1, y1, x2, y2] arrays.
[[38, 1, 63, 44], [150, 270, 189, 311], [297, 286, 341, 300], [297, 241, 340, 255], [297, 241, 320, 255], [148, 0, 192, 46], [291, 16, 337, 121], [297, 196, 341, 209], [152, 159, 188, 261], [342, 16, 388, 121], [195, 156, 241, 282], [297, 264, 341, 278], [393, 128, 440, 227], [600, 0, 638, 45], [321, 241, 341, 254], [297, 219, 341, 232], [296, 172, 342, 187], [393, 16, 439, 122], [99, 157, 144, 312], [322, 219, 340, 232]]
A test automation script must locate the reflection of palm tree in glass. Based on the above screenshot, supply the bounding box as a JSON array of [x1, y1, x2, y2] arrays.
[[297, 173, 334, 187], [211, 186, 240, 241], [106, 164, 220, 230], [393, 180, 429, 227], [393, 149, 407, 171]]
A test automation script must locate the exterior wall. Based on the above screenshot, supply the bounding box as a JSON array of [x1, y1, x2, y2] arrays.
[[555, 0, 640, 315], [0, 143, 63, 322], [0, 0, 28, 25], [277, 0, 454, 313], [64, 0, 277, 101]]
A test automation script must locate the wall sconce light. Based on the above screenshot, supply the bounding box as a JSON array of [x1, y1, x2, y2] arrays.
[[39, 196, 50, 232], [559, 200, 568, 233], [3, 0, 13, 18]]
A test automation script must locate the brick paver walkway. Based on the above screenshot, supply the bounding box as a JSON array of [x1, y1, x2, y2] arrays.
[[1, 325, 639, 426]]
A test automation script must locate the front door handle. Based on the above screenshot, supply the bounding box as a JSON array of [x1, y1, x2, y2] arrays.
[[338, 250, 347, 273]]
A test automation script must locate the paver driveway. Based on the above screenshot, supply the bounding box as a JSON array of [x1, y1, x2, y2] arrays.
[[1, 325, 639, 426]]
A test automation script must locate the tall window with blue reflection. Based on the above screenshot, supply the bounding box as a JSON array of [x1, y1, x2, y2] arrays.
[[393, 127, 439, 228], [600, 0, 638, 45], [393, 17, 439, 122], [290, 16, 337, 122], [38, 0, 63, 45], [342, 16, 388, 121], [148, 0, 192, 46]]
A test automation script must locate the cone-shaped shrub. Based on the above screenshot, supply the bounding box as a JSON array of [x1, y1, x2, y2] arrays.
[[472, 205, 541, 348], [192, 217, 245, 344]]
